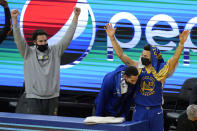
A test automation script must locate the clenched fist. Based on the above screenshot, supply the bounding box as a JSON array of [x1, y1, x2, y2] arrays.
[[74, 7, 81, 17], [11, 9, 19, 19]]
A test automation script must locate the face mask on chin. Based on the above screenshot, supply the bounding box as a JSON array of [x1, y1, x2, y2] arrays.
[[141, 57, 151, 66], [36, 44, 48, 52], [125, 80, 135, 87]]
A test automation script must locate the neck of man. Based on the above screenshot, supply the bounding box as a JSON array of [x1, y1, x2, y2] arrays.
[[145, 64, 152, 71]]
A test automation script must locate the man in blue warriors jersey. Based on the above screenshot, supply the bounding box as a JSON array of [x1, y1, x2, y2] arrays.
[[104, 23, 190, 131]]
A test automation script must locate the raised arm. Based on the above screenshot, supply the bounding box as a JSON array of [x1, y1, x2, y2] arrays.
[[105, 23, 138, 67], [56, 7, 80, 56], [167, 30, 190, 76], [0, 0, 12, 44], [11, 9, 28, 58]]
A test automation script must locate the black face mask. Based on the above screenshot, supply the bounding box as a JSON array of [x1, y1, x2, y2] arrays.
[[125, 80, 135, 87], [36, 44, 48, 52], [141, 57, 151, 66]]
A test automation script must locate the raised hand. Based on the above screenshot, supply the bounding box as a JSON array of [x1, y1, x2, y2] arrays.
[[74, 7, 81, 17], [0, 0, 8, 8], [104, 23, 117, 38], [179, 30, 190, 46], [11, 9, 19, 19]]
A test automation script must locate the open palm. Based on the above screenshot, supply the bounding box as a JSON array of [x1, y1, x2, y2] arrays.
[[179, 30, 190, 45], [104, 23, 117, 38]]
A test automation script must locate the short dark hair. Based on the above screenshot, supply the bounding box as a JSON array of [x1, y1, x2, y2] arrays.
[[144, 44, 151, 51], [32, 29, 48, 41], [124, 66, 138, 77]]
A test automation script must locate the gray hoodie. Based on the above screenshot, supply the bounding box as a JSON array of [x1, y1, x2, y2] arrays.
[[13, 22, 77, 99]]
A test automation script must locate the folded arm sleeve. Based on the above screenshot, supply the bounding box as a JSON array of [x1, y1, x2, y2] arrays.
[[53, 21, 77, 56], [13, 23, 28, 58]]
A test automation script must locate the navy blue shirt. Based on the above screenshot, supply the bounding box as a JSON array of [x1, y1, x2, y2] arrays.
[[95, 65, 136, 117], [0, 7, 12, 44]]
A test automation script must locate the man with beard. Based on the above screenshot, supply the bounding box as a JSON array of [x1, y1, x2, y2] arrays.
[[95, 65, 138, 118], [104, 23, 189, 131], [11, 7, 80, 115]]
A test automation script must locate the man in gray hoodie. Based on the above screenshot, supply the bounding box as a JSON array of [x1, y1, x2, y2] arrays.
[[11, 7, 81, 115]]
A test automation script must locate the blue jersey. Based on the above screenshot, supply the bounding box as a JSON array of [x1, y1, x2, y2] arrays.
[[95, 65, 136, 117], [134, 67, 163, 106]]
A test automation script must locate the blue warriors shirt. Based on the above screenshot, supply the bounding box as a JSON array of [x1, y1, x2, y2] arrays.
[[134, 67, 164, 106], [134, 45, 170, 106]]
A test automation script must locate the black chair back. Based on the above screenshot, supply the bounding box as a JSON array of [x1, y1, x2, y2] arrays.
[[179, 78, 197, 102]]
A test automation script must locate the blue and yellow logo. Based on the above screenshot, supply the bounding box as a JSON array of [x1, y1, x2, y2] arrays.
[[140, 76, 155, 96]]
